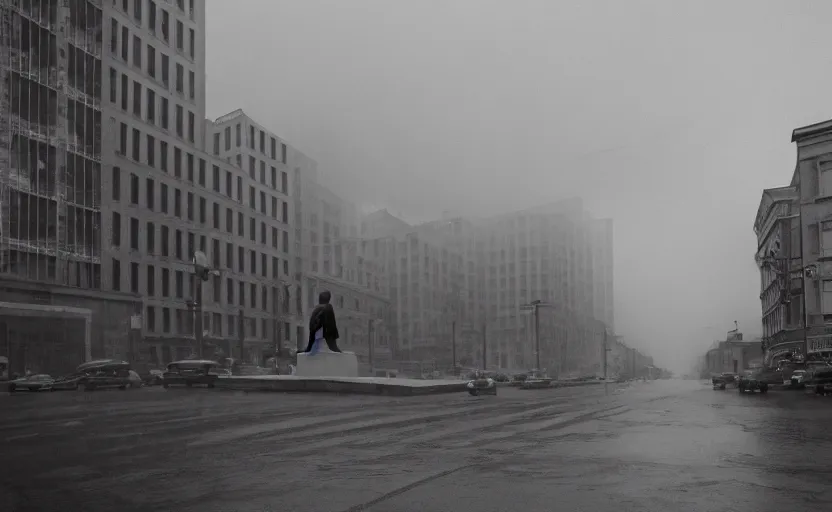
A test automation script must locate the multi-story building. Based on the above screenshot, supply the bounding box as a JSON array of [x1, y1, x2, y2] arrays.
[[207, 109, 300, 358], [779, 119, 832, 361], [0, 1, 297, 368], [476, 199, 602, 375], [296, 179, 392, 364], [753, 185, 799, 356]]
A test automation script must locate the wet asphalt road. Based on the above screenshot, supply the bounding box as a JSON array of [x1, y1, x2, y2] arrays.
[[1, 380, 832, 512]]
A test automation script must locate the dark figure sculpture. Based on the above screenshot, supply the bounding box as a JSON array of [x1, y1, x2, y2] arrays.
[[299, 290, 342, 353]]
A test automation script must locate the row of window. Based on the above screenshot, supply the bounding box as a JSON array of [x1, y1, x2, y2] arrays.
[[114, 122, 288, 210], [111, 69, 195, 143], [115, 0, 196, 60], [111, 165, 290, 243], [214, 122, 287, 164], [144, 305, 288, 341], [111, 258, 285, 310], [110, 211, 290, 277]]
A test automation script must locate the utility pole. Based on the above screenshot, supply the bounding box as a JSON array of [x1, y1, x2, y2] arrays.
[[191, 251, 213, 360], [272, 285, 281, 375], [534, 304, 540, 371], [602, 325, 608, 380], [482, 322, 487, 370], [451, 319, 457, 373], [368, 318, 374, 373], [238, 309, 245, 367]]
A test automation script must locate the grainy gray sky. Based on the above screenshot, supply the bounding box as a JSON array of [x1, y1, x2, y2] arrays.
[[205, 0, 832, 372]]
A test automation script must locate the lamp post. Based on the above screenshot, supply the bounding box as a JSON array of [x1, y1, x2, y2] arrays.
[[190, 251, 217, 360]]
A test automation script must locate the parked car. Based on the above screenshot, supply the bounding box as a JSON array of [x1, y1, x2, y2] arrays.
[[738, 370, 769, 394], [162, 360, 221, 388], [74, 360, 135, 391], [712, 372, 738, 390], [785, 370, 807, 389], [8, 374, 54, 392], [809, 367, 832, 396]]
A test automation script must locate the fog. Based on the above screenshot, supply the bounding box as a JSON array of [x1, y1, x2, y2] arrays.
[[205, 0, 832, 373]]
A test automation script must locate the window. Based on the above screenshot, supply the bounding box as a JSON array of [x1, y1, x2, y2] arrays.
[[176, 20, 184, 50], [109, 67, 117, 102], [272, 257, 278, 278], [161, 225, 169, 256], [161, 96, 169, 128], [174, 146, 182, 177], [282, 201, 288, 223], [188, 111, 195, 142], [235, 124, 241, 147], [121, 26, 128, 61], [162, 268, 169, 296], [160, 183, 168, 213], [147, 265, 156, 297], [225, 208, 232, 232], [213, 165, 220, 192], [146, 306, 156, 331], [147, 44, 156, 77], [111, 212, 121, 246], [146, 178, 155, 210], [260, 131, 265, 153], [260, 161, 266, 184], [191, 153, 198, 182], [129, 173, 139, 204], [161, 53, 169, 87], [226, 243, 233, 270], [238, 246, 245, 273], [823, 280, 832, 315], [186, 192, 193, 220], [225, 171, 232, 196], [260, 221, 266, 243], [147, 89, 156, 123], [189, 70, 195, 99], [175, 63, 183, 93], [271, 197, 277, 218], [162, 308, 170, 333], [133, 35, 141, 67], [160, 140, 168, 171], [225, 126, 232, 151], [112, 167, 121, 200], [249, 156, 255, 178], [149, 1, 157, 33], [161, 10, 170, 42], [130, 217, 139, 250], [133, 81, 142, 116], [282, 231, 289, 252], [236, 177, 242, 202], [272, 227, 278, 248], [239, 281, 246, 306], [270, 137, 277, 160], [822, 221, 832, 258], [112, 258, 121, 291], [227, 278, 234, 304], [189, 28, 195, 58], [174, 188, 181, 217], [199, 196, 207, 224], [249, 187, 255, 208], [237, 212, 244, 236], [120, 74, 128, 110], [110, 19, 118, 55], [175, 229, 183, 259], [249, 218, 255, 241], [132, 128, 140, 160], [281, 171, 288, 194], [134, 0, 142, 21], [175, 104, 184, 137], [147, 222, 155, 253], [146, 135, 155, 167], [212, 239, 220, 268], [281, 143, 287, 164]]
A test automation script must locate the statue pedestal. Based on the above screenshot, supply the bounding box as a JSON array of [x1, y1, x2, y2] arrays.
[[296, 348, 359, 378]]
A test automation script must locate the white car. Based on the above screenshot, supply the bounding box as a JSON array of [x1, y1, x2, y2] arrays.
[[786, 370, 806, 387]]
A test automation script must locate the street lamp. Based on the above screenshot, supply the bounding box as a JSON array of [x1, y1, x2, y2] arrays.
[[520, 300, 553, 372], [190, 251, 219, 359]]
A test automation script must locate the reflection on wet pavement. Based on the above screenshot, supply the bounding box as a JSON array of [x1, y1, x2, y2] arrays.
[[2, 380, 832, 511]]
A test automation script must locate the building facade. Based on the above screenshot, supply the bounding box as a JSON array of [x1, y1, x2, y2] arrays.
[[753, 186, 799, 353]]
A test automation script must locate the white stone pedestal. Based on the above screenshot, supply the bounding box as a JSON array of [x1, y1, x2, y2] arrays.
[[296, 348, 359, 378]]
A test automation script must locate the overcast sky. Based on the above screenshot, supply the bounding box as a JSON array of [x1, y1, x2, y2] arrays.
[[205, 0, 832, 373]]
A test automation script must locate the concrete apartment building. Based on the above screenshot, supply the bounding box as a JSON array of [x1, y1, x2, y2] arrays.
[[206, 109, 301, 358], [476, 199, 602, 374], [753, 185, 799, 357], [0, 0, 298, 370], [295, 171, 392, 364], [360, 209, 465, 366]]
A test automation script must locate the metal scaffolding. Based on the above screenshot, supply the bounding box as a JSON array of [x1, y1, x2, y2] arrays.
[[0, 0, 102, 287]]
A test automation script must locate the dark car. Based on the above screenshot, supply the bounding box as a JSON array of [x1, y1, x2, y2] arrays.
[[712, 372, 738, 390], [738, 370, 769, 394], [162, 360, 221, 388], [809, 367, 832, 396], [72, 360, 135, 391], [8, 374, 54, 392]]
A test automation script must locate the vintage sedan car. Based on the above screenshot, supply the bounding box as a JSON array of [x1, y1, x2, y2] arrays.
[[738, 370, 769, 394], [162, 360, 221, 388], [77, 360, 135, 391], [785, 369, 807, 389], [712, 372, 738, 390], [8, 374, 54, 392], [467, 377, 497, 396]]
